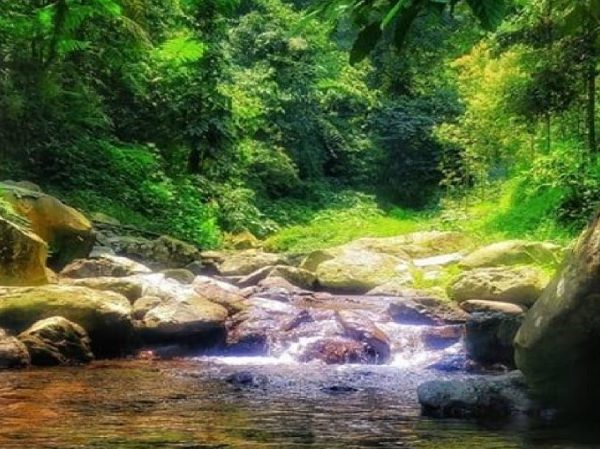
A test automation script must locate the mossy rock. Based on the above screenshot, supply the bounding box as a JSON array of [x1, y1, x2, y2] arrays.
[[460, 240, 563, 269]]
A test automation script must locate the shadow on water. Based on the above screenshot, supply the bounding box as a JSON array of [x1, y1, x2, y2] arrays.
[[1, 359, 600, 449]]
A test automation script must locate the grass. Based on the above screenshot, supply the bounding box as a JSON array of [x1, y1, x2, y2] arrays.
[[265, 180, 579, 254]]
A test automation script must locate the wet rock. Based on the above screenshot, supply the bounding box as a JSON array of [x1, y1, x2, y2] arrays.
[[185, 261, 205, 276], [18, 316, 94, 366], [0, 329, 30, 369], [139, 295, 227, 346], [107, 235, 201, 269], [386, 296, 467, 325], [514, 212, 600, 411], [320, 385, 359, 394], [226, 371, 268, 389], [218, 250, 286, 276], [0, 285, 133, 357], [0, 216, 50, 286], [417, 371, 534, 418], [236, 265, 274, 287], [427, 353, 467, 372], [422, 325, 463, 350], [466, 312, 523, 368], [460, 240, 562, 269], [336, 310, 391, 363], [447, 266, 548, 307], [60, 255, 151, 279], [299, 337, 382, 364], [0, 182, 94, 268], [194, 281, 247, 315], [460, 299, 526, 315], [162, 268, 195, 284]]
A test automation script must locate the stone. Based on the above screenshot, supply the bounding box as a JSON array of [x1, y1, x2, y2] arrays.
[[106, 235, 201, 269], [267, 266, 317, 290], [417, 371, 534, 418], [139, 295, 228, 345], [460, 299, 526, 315], [299, 249, 337, 272], [316, 249, 410, 293], [224, 231, 261, 250], [336, 310, 391, 363], [60, 255, 151, 279], [386, 296, 468, 325], [90, 212, 121, 226], [18, 316, 94, 366], [298, 337, 381, 364], [0, 285, 133, 356], [465, 312, 523, 368], [0, 217, 50, 286], [194, 282, 247, 315], [447, 266, 548, 307], [422, 325, 463, 350], [218, 250, 286, 276], [366, 276, 414, 296], [460, 240, 563, 269], [0, 182, 94, 268], [64, 276, 144, 303], [132, 296, 164, 320], [514, 212, 600, 411], [161, 268, 195, 284], [0, 328, 30, 369], [236, 266, 274, 287]]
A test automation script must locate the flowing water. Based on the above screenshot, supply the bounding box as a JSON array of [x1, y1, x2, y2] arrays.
[[2, 354, 600, 448]]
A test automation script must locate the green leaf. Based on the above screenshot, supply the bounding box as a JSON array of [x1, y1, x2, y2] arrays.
[[156, 35, 206, 64], [350, 22, 382, 64], [464, 0, 506, 30], [382, 0, 409, 29]]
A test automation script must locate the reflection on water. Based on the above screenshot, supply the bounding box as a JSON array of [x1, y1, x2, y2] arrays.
[[0, 359, 599, 449]]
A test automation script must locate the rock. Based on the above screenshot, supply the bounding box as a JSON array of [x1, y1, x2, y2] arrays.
[[460, 299, 526, 315], [64, 276, 144, 303], [106, 235, 201, 269], [139, 295, 228, 345], [0, 285, 133, 356], [218, 250, 286, 276], [417, 371, 534, 418], [427, 353, 467, 372], [316, 249, 410, 293], [367, 276, 414, 296], [60, 255, 151, 279], [132, 296, 163, 320], [514, 213, 600, 411], [386, 296, 467, 325], [460, 240, 563, 269], [465, 312, 523, 368], [185, 261, 205, 275], [224, 231, 261, 250], [226, 371, 268, 389], [90, 212, 121, 226], [320, 385, 359, 394], [18, 316, 94, 366], [0, 182, 94, 268], [447, 266, 548, 307], [413, 252, 464, 268], [0, 217, 50, 286], [267, 266, 316, 290], [336, 310, 391, 363], [299, 249, 337, 272], [194, 282, 247, 315], [422, 325, 463, 350], [161, 268, 195, 284], [298, 337, 381, 364], [236, 265, 274, 287], [0, 329, 30, 369], [2, 180, 42, 192]]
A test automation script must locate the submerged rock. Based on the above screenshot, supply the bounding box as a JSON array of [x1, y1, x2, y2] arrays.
[[226, 371, 269, 389], [18, 316, 94, 366], [418, 371, 534, 418], [0, 216, 50, 286], [0, 285, 133, 357], [447, 266, 548, 307], [0, 328, 30, 369]]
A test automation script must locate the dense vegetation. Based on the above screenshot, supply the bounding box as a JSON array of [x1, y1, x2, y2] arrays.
[[1, 0, 599, 250]]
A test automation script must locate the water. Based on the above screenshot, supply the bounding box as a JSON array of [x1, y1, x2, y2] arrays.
[[1, 358, 600, 449]]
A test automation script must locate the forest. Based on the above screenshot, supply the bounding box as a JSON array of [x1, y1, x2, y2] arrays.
[[2, 0, 598, 251]]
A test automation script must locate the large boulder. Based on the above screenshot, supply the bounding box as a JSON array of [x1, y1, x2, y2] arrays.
[[218, 250, 286, 276], [0, 182, 94, 268], [60, 255, 151, 279], [18, 316, 94, 366], [417, 371, 534, 418], [0, 329, 30, 369], [0, 217, 50, 286], [0, 285, 133, 356], [460, 240, 563, 269], [447, 266, 548, 307], [316, 249, 410, 293], [514, 213, 600, 411], [139, 295, 228, 345], [64, 276, 144, 303], [465, 312, 523, 368], [106, 235, 201, 269], [460, 299, 526, 315]]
